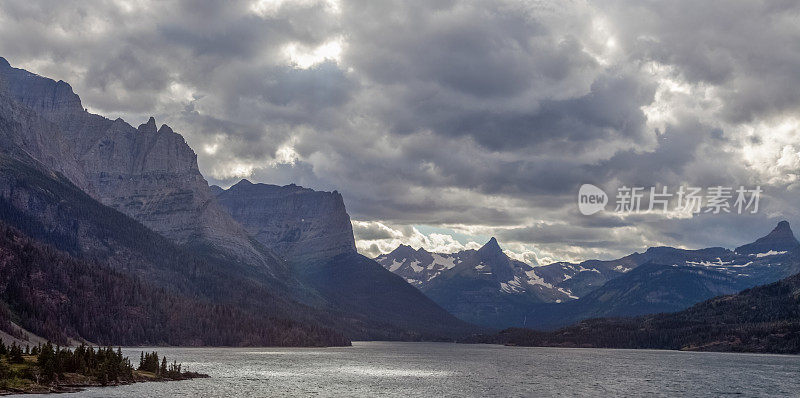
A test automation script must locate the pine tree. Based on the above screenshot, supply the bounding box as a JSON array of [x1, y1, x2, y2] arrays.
[[9, 343, 24, 364], [159, 357, 167, 377]]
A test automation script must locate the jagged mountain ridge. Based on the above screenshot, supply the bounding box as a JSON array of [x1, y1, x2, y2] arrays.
[[375, 238, 575, 327], [0, 57, 285, 275], [375, 237, 616, 302], [377, 222, 800, 329], [519, 222, 800, 330]]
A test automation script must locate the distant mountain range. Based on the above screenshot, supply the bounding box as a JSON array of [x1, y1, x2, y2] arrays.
[[0, 56, 474, 345], [377, 222, 800, 330], [492, 255, 800, 353]]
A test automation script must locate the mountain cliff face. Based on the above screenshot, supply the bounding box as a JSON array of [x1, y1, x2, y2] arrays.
[[0, 57, 284, 274], [214, 180, 356, 263]]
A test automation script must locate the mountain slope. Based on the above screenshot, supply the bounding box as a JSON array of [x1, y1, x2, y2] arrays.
[[495, 263, 800, 354], [0, 152, 346, 332], [0, 220, 349, 347], [215, 180, 478, 339], [0, 58, 476, 341]]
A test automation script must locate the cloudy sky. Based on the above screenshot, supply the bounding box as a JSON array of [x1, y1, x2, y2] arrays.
[[1, 0, 799, 263]]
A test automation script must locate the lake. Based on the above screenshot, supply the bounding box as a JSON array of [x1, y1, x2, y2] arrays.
[[18, 342, 800, 397]]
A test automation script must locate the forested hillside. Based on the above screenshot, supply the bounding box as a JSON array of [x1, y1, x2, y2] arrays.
[[491, 266, 800, 353], [0, 220, 349, 347]]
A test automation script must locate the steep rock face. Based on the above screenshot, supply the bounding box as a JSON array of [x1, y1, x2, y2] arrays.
[[0, 77, 87, 189], [0, 58, 282, 273], [215, 180, 356, 263]]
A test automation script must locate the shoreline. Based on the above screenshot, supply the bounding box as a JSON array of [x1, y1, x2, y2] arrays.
[[0, 370, 209, 395]]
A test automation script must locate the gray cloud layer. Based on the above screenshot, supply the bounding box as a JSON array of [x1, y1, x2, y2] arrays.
[[2, 0, 798, 261]]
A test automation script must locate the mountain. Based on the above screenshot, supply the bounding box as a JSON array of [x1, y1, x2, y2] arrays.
[[0, 220, 349, 347], [376, 238, 575, 328], [214, 180, 356, 263], [523, 222, 800, 330], [493, 259, 800, 354], [378, 222, 800, 330], [214, 180, 478, 339], [376, 238, 566, 297], [0, 58, 359, 345], [376, 239, 654, 302], [0, 149, 355, 344], [0, 57, 285, 276], [735, 220, 800, 255], [0, 57, 477, 342]]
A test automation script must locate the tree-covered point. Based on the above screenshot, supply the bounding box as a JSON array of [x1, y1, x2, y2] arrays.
[[0, 341, 206, 394]]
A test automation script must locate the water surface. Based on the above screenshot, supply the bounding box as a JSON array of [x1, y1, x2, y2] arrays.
[[21, 342, 800, 397]]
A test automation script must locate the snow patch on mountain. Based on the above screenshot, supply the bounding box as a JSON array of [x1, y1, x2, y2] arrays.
[[754, 250, 788, 257]]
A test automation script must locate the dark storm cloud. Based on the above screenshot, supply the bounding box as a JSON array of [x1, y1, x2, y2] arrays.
[[1, 0, 799, 261]]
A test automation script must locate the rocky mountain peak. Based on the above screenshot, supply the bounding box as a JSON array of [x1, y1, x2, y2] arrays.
[[735, 220, 800, 255], [157, 124, 173, 135], [388, 244, 419, 258], [478, 237, 503, 256], [772, 220, 793, 236], [0, 59, 83, 115], [138, 117, 157, 134]]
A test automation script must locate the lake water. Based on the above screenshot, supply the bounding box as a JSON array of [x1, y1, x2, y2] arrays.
[[18, 342, 800, 397]]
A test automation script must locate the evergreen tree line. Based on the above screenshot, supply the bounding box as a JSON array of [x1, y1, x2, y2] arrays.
[[137, 351, 186, 379], [0, 340, 133, 385], [0, 340, 202, 387]]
